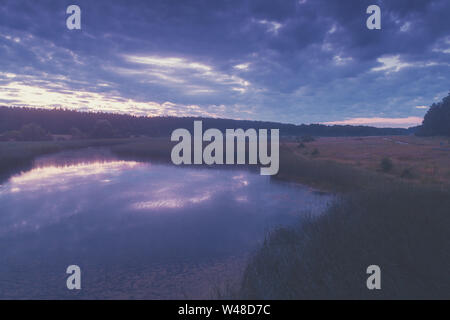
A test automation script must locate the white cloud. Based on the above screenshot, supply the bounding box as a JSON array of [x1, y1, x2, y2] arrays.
[[400, 22, 411, 32], [371, 55, 449, 74], [233, 63, 250, 70], [125, 56, 212, 72], [371, 55, 413, 73], [328, 25, 337, 34], [232, 87, 246, 94], [0, 80, 161, 115], [112, 55, 250, 95], [0, 73, 250, 119], [256, 19, 283, 35], [333, 55, 353, 66]]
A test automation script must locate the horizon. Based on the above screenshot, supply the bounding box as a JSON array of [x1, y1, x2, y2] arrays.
[[0, 105, 420, 130], [1, 1, 449, 128]]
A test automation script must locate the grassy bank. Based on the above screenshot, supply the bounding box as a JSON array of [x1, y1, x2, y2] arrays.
[[275, 144, 395, 193], [233, 144, 450, 299], [233, 181, 450, 299], [1, 137, 430, 193], [109, 137, 174, 162], [287, 136, 450, 186]]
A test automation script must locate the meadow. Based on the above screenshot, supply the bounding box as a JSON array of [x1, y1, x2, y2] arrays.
[[287, 135, 450, 187]]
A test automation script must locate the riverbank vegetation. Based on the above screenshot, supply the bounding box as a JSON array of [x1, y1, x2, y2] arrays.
[[230, 137, 450, 299], [234, 181, 450, 299], [285, 135, 450, 187], [2, 135, 448, 190]]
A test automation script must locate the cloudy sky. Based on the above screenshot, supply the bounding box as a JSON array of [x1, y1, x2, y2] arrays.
[[0, 0, 449, 127]]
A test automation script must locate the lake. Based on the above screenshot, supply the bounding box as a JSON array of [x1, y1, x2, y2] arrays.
[[0, 148, 333, 299]]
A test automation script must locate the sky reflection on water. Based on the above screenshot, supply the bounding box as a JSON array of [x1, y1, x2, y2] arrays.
[[0, 149, 332, 299]]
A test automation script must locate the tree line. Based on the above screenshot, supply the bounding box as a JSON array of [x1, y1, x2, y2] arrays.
[[417, 92, 450, 136], [0, 106, 416, 141]]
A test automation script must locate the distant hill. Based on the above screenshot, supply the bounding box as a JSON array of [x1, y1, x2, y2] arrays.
[[0, 106, 412, 138], [416, 92, 450, 136]]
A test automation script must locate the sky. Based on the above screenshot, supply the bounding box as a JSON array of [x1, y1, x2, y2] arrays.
[[0, 0, 449, 128]]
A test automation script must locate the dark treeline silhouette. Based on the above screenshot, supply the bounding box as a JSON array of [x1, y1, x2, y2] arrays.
[[0, 106, 413, 139], [417, 92, 450, 136]]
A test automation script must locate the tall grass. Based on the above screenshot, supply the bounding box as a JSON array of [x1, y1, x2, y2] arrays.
[[275, 144, 392, 192], [236, 182, 450, 299]]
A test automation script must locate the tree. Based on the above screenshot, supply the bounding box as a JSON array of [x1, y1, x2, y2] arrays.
[[19, 123, 50, 141], [418, 92, 450, 136], [70, 127, 85, 139], [91, 119, 114, 138]]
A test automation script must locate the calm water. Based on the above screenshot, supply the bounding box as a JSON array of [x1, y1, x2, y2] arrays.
[[0, 149, 332, 299]]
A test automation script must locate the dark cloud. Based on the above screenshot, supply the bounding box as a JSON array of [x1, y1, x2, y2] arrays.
[[0, 0, 448, 126]]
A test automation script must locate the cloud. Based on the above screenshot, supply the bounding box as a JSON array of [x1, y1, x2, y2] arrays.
[[233, 63, 250, 70], [107, 54, 250, 95], [255, 19, 283, 35], [0, 0, 449, 126], [323, 116, 423, 128], [371, 55, 413, 73]]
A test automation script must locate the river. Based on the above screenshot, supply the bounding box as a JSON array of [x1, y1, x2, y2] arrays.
[[0, 148, 333, 299]]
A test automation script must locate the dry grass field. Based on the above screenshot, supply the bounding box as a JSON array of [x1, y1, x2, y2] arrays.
[[286, 135, 450, 186]]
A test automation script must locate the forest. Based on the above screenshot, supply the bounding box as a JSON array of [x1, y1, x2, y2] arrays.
[[0, 106, 414, 141]]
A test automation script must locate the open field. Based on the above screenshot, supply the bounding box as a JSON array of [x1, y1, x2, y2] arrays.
[[285, 135, 450, 187]]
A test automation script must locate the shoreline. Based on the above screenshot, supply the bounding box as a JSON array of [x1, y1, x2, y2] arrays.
[[1, 137, 448, 192]]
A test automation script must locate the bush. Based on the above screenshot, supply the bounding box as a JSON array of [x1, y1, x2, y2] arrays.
[[400, 168, 414, 179], [0, 130, 21, 141], [70, 127, 85, 139], [301, 135, 315, 143], [311, 148, 319, 156], [19, 123, 50, 141], [91, 119, 114, 138], [297, 143, 305, 148], [380, 157, 393, 172]]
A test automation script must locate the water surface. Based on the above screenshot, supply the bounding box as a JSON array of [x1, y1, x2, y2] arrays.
[[0, 149, 332, 299]]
